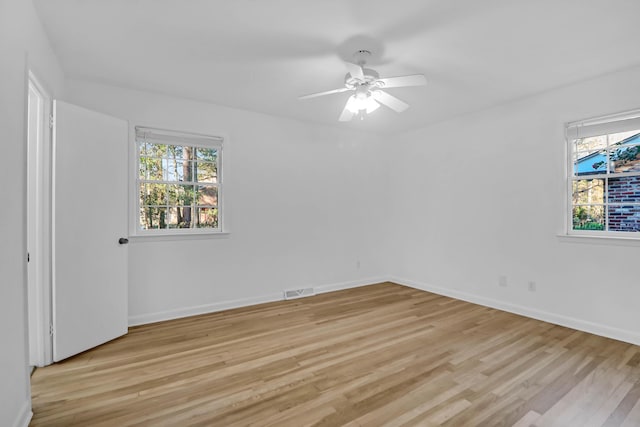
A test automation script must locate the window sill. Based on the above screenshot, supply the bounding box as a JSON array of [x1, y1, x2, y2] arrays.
[[129, 232, 230, 243], [556, 233, 640, 246]]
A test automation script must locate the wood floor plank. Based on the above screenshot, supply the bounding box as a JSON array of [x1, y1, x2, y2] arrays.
[[30, 282, 640, 426]]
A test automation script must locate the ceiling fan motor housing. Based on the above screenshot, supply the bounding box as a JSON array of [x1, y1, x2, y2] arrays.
[[344, 68, 380, 90], [354, 85, 370, 100]]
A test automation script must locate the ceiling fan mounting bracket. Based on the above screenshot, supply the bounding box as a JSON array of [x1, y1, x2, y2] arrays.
[[352, 49, 373, 65]]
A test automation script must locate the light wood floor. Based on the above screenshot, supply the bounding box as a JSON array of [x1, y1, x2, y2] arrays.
[[31, 282, 640, 426]]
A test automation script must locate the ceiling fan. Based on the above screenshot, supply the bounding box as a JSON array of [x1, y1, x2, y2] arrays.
[[299, 50, 427, 122]]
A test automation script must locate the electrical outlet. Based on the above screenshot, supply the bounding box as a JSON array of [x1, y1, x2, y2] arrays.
[[528, 281, 536, 292], [356, 260, 361, 269], [499, 275, 507, 287]]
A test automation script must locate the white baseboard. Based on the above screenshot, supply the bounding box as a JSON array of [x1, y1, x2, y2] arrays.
[[315, 276, 388, 294], [128, 276, 386, 327], [391, 276, 640, 347], [12, 401, 32, 427], [128, 292, 282, 326]]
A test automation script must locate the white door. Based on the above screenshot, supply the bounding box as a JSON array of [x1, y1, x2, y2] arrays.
[[52, 100, 129, 362]]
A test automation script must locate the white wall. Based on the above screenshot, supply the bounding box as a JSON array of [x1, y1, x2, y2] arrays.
[[65, 80, 389, 324], [0, 0, 64, 426], [389, 65, 640, 344]]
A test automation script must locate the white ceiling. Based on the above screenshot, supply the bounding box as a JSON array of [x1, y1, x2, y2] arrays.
[[34, 0, 640, 134]]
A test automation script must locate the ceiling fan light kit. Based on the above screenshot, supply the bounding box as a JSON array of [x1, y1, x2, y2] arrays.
[[299, 49, 427, 122]]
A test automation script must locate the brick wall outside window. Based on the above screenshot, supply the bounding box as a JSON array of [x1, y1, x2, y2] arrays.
[[608, 175, 640, 231]]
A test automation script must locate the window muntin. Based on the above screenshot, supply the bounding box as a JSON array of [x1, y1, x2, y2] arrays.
[[135, 127, 222, 234], [568, 115, 640, 235]]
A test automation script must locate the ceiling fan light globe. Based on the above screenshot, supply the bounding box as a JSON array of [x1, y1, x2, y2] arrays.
[[346, 97, 362, 114], [345, 95, 360, 114], [346, 93, 379, 116]]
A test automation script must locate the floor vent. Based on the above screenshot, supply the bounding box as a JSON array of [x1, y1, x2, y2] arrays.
[[283, 287, 315, 300]]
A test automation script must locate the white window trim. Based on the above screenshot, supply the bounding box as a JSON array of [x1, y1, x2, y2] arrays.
[[565, 108, 640, 240], [129, 125, 227, 237], [556, 233, 640, 247]]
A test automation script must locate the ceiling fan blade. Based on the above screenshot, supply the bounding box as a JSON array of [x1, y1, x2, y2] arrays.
[[372, 90, 409, 113], [345, 62, 364, 80], [339, 97, 356, 121], [366, 99, 380, 114], [377, 74, 427, 88], [299, 87, 350, 100]]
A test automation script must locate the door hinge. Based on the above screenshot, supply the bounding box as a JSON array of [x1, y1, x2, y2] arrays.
[[27, 252, 30, 263], [49, 324, 54, 336], [49, 114, 54, 129]]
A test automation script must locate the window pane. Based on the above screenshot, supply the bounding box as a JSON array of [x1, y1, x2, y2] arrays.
[[195, 207, 218, 228], [165, 207, 180, 228], [183, 146, 195, 161], [146, 143, 167, 158], [168, 184, 195, 206], [184, 160, 196, 182], [140, 183, 167, 206], [609, 130, 640, 145], [573, 150, 607, 176], [139, 207, 168, 230], [572, 179, 604, 205], [138, 158, 145, 180], [196, 147, 217, 161], [139, 141, 153, 156], [166, 145, 185, 160], [608, 176, 640, 203], [196, 185, 218, 206], [573, 136, 607, 154], [609, 144, 640, 173], [165, 158, 190, 182], [139, 157, 163, 180], [608, 205, 640, 232], [161, 206, 195, 228], [572, 205, 604, 231], [195, 161, 217, 183]]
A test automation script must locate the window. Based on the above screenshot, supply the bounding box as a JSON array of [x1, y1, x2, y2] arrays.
[[567, 110, 640, 236], [134, 127, 223, 234]]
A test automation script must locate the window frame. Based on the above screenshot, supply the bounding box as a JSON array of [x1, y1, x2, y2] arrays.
[[566, 109, 640, 239], [130, 126, 225, 237]]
